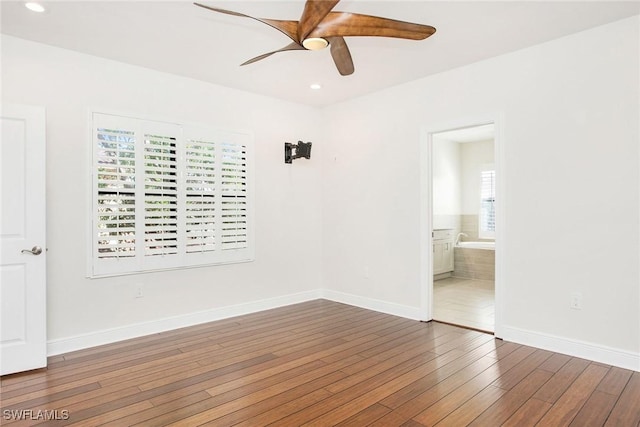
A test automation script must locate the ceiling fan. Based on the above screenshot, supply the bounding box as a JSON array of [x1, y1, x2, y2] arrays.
[[194, 0, 436, 76]]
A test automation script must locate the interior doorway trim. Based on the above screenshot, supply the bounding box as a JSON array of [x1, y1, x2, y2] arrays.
[[419, 113, 505, 338]]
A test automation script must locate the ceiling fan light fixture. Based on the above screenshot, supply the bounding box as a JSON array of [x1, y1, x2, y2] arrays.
[[302, 37, 329, 51]]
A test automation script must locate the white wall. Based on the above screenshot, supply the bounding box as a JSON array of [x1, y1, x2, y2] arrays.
[[432, 137, 461, 230], [460, 140, 494, 215], [2, 36, 324, 347], [322, 16, 639, 366]]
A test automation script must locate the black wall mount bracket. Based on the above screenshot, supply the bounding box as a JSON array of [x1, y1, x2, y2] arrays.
[[285, 141, 312, 164]]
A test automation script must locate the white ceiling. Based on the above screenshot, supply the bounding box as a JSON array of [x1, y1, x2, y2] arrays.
[[2, 1, 639, 107]]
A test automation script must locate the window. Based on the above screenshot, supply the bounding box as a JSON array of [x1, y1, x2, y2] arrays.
[[91, 112, 253, 277], [479, 168, 495, 239]]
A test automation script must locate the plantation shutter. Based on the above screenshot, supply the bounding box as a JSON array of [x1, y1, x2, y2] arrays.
[[141, 123, 181, 270], [91, 113, 253, 277], [220, 141, 248, 251], [93, 114, 141, 275], [184, 136, 217, 254], [95, 128, 136, 258], [479, 169, 495, 238]]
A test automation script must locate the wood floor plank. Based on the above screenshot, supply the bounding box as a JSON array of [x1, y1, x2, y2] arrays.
[[468, 369, 553, 426], [313, 311, 404, 338], [372, 344, 536, 426], [501, 397, 553, 427], [1, 300, 637, 427], [334, 403, 391, 426], [604, 371, 640, 426], [431, 330, 490, 355], [538, 353, 572, 373], [276, 352, 447, 426], [533, 357, 591, 403], [25, 354, 278, 426], [411, 351, 552, 426], [63, 400, 154, 427], [596, 366, 633, 396], [537, 363, 610, 426], [323, 344, 438, 394], [331, 325, 457, 370], [321, 326, 461, 368], [569, 390, 618, 427], [129, 370, 338, 426], [371, 356, 499, 425], [10, 336, 213, 389], [354, 323, 443, 359], [151, 358, 353, 426], [187, 358, 330, 404], [484, 341, 521, 360], [378, 339, 504, 411], [294, 351, 463, 426], [140, 352, 279, 393], [489, 348, 553, 391], [206, 386, 334, 427], [433, 385, 506, 426], [60, 386, 145, 417], [486, 341, 521, 360], [146, 329, 373, 406], [1, 382, 101, 412], [0, 349, 184, 403]]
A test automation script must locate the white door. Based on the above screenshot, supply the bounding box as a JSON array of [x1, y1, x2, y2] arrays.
[[0, 104, 47, 375]]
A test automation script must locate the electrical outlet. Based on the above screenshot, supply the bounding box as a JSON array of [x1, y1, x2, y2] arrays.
[[570, 292, 582, 310], [364, 266, 369, 279], [135, 285, 144, 299]]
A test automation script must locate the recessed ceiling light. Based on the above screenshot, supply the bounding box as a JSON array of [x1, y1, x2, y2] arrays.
[[310, 83, 322, 90], [25, 2, 45, 12]]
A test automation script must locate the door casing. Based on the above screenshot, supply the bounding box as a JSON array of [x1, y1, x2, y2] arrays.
[[419, 113, 505, 338]]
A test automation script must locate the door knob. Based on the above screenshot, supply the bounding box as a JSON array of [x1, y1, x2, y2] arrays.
[[21, 246, 43, 255]]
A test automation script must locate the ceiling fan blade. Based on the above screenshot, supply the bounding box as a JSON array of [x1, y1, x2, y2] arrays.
[[327, 37, 354, 76], [310, 12, 436, 40], [297, 0, 340, 42], [194, 3, 299, 42], [241, 42, 306, 66]]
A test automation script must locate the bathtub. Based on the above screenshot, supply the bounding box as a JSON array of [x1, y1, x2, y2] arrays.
[[456, 241, 495, 250], [454, 241, 495, 280]]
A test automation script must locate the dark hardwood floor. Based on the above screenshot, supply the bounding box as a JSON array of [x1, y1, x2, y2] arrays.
[[1, 300, 638, 426]]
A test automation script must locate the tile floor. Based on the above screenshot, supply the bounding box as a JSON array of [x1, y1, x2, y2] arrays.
[[433, 276, 495, 333]]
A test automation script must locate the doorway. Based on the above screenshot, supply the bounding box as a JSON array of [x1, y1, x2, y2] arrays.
[[421, 117, 503, 337]]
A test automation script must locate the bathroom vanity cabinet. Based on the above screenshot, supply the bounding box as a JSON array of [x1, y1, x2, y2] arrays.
[[433, 229, 454, 275]]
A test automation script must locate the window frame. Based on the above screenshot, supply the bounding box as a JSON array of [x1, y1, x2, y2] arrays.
[[87, 110, 254, 278]]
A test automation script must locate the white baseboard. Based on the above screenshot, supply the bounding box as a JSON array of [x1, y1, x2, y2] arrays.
[[501, 325, 640, 372], [320, 289, 423, 321], [47, 289, 322, 356]]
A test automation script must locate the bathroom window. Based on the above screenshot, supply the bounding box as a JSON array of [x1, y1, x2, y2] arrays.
[[479, 168, 495, 239]]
